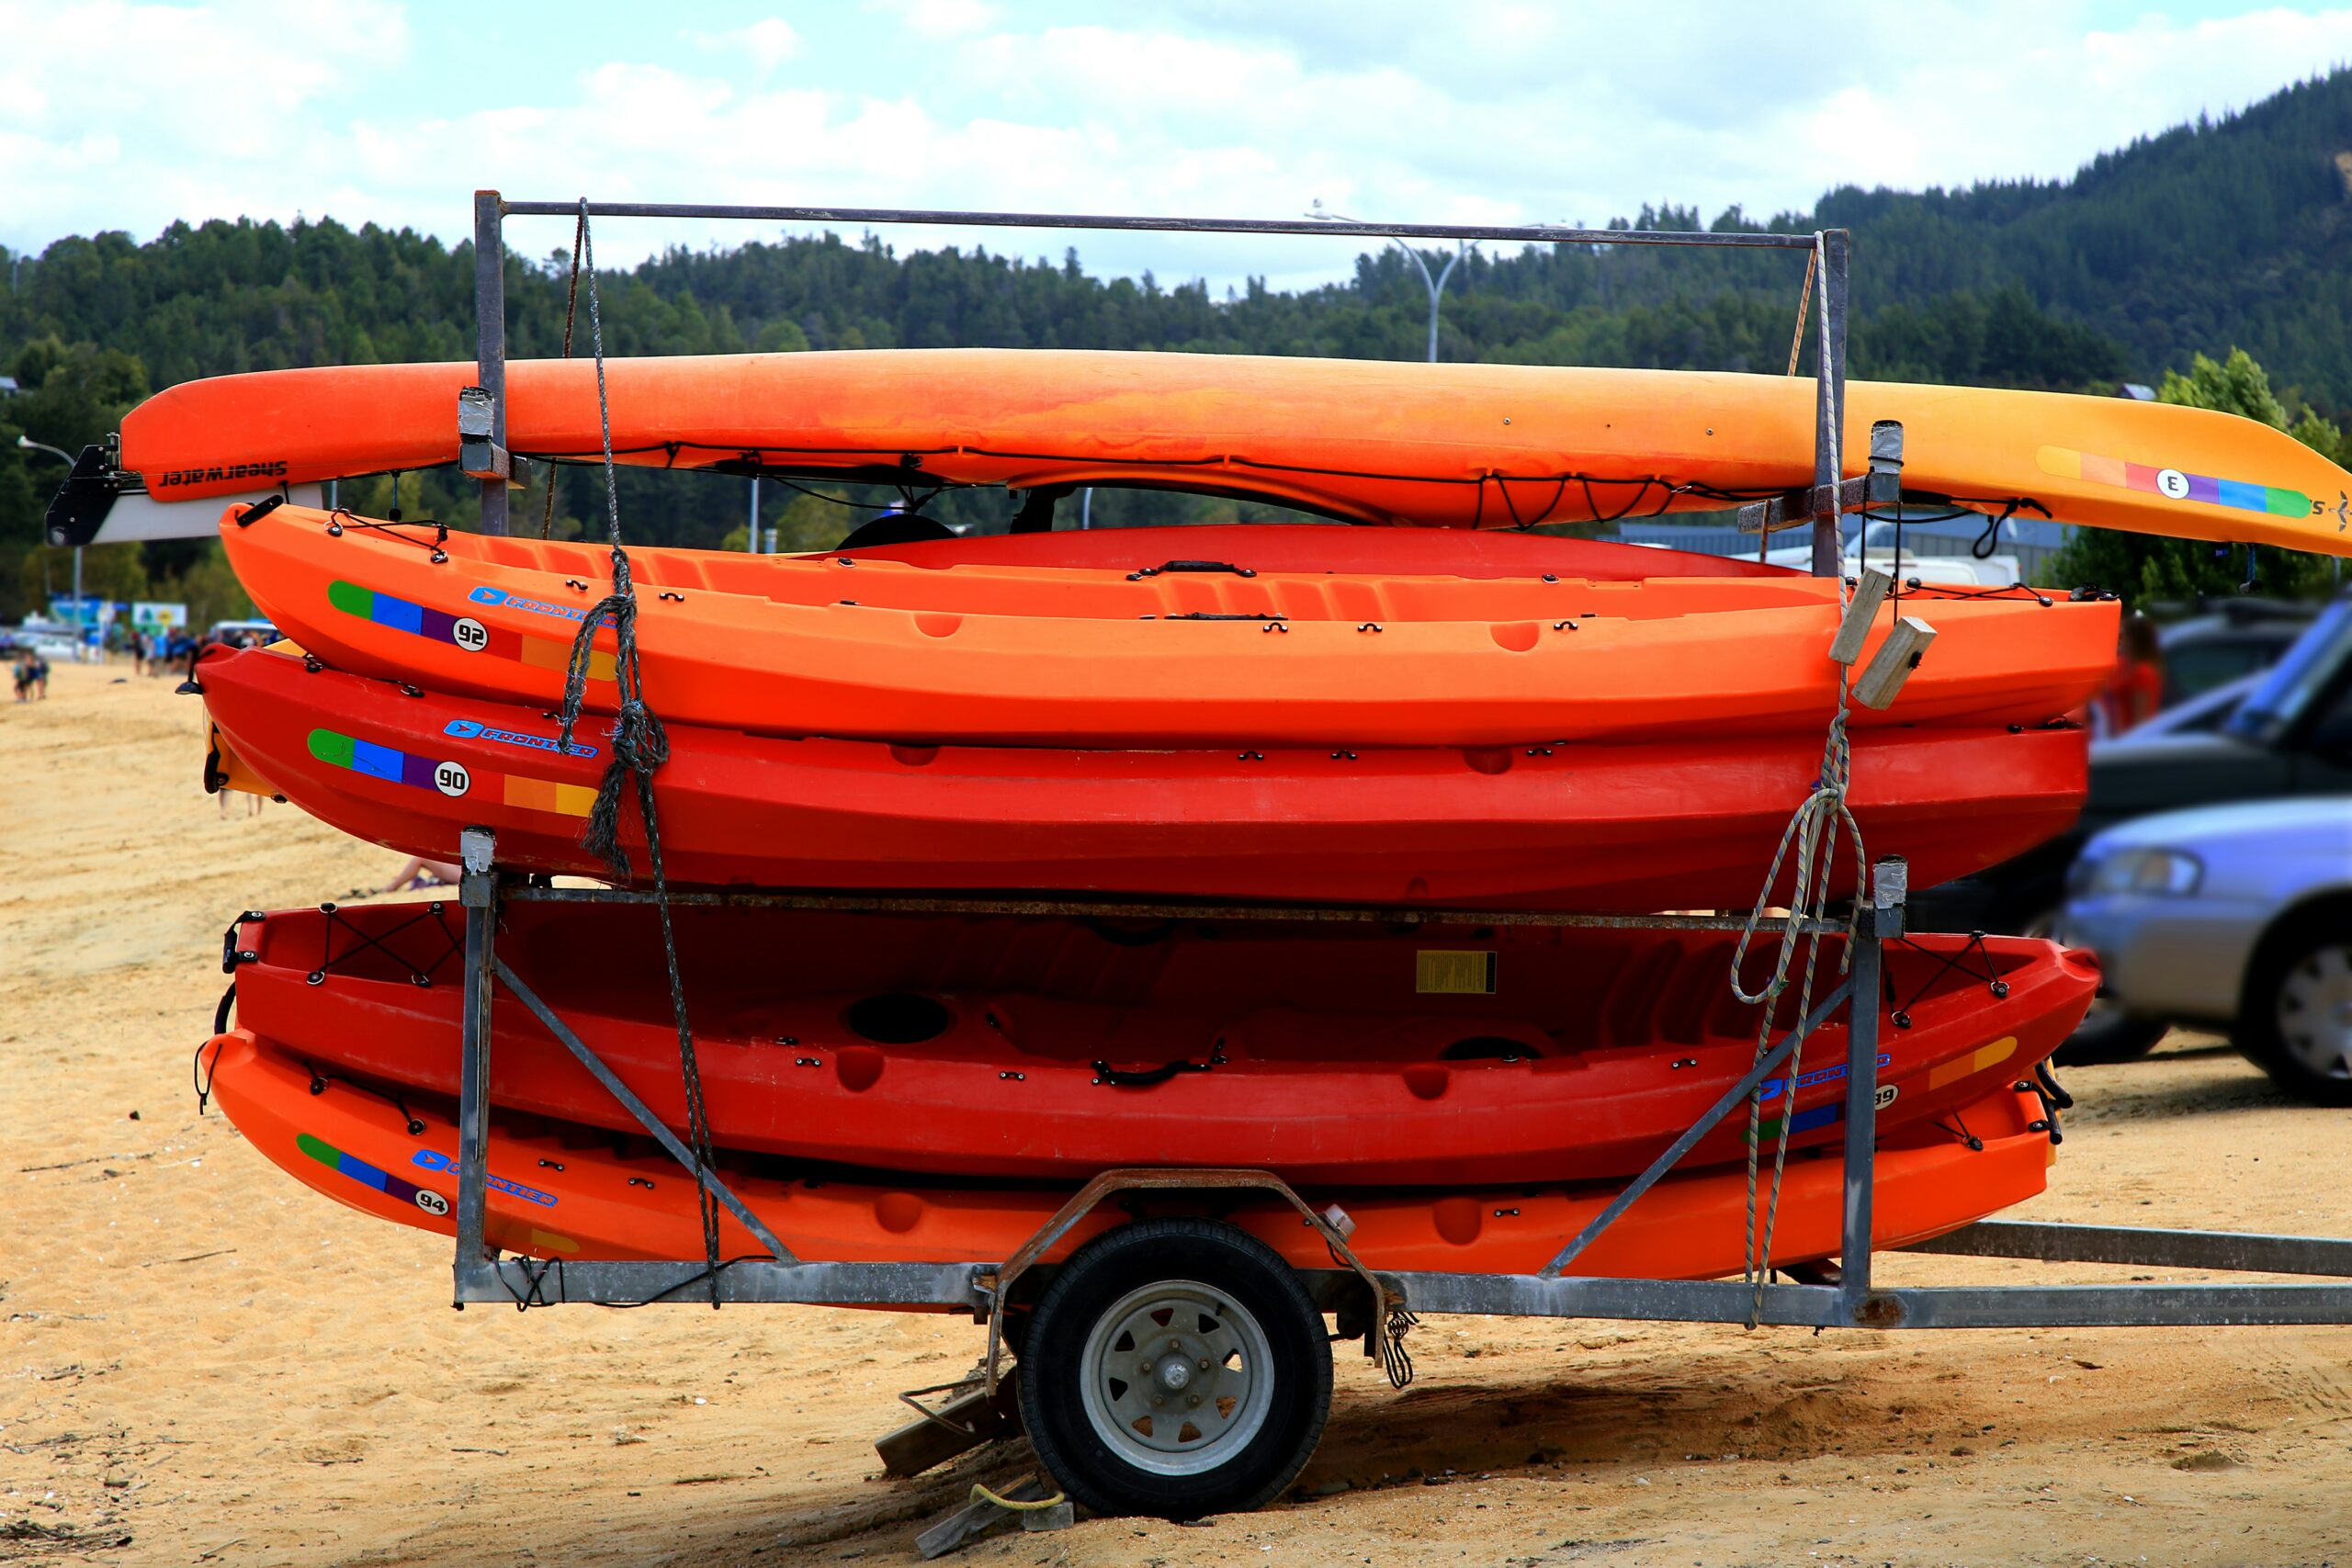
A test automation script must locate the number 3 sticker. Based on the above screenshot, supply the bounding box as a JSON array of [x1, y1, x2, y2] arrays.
[[2154, 468, 2190, 501], [435, 762, 471, 798], [452, 616, 489, 651]]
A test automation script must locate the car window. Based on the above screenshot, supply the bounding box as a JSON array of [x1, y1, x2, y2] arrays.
[[2227, 600, 2352, 746], [2166, 640, 2275, 703]]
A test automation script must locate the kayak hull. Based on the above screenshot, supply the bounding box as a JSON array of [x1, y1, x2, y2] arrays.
[[128, 349, 2352, 553], [202, 1029, 2057, 1280], [218, 504, 2117, 747], [199, 643, 2087, 910], [228, 900, 2095, 1186]]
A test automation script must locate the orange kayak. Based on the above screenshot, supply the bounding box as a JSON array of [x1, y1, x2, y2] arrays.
[[220, 504, 2116, 746], [128, 350, 2352, 552], [201, 1029, 2053, 1279]]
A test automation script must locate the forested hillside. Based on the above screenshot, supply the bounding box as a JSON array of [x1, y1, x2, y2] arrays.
[[2, 67, 2347, 619]]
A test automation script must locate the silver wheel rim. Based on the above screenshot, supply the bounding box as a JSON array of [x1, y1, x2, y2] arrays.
[[1078, 1278, 1275, 1477], [2277, 942, 2352, 1083]]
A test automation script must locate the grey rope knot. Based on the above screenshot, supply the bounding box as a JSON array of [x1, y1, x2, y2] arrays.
[[556, 584, 672, 882]]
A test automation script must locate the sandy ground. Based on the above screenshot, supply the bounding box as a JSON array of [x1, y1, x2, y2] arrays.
[[3, 660, 2349, 1568]]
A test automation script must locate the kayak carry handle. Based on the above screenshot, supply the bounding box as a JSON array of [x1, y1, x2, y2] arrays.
[[1127, 559, 1258, 580], [1091, 1041, 1228, 1088]]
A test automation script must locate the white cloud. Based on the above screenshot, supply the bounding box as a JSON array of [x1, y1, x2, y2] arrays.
[[867, 0, 1001, 38], [697, 17, 801, 72], [1, 1, 2348, 291]]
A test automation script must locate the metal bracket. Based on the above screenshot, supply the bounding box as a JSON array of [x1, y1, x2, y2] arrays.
[[458, 385, 511, 481], [977, 1168, 1395, 1396]]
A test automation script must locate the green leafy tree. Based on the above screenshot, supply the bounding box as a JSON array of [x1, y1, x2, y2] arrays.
[[2047, 348, 2345, 600]]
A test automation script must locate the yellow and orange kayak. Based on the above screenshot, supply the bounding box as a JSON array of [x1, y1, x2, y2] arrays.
[[201, 1028, 2054, 1280], [220, 503, 2116, 747], [129, 350, 2352, 550]]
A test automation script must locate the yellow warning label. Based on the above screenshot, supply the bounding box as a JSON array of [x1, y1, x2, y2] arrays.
[[1416, 950, 1498, 995]]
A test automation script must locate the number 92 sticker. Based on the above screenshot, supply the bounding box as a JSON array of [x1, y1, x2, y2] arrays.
[[452, 616, 490, 651]]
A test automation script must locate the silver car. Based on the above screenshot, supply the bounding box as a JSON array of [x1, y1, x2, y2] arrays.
[[2063, 796, 2352, 1103]]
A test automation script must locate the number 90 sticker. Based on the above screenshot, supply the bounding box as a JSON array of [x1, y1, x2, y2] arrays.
[[414, 1190, 450, 1217], [452, 616, 490, 652], [434, 761, 471, 798]]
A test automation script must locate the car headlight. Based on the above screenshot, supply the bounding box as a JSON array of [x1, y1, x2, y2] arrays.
[[2089, 846, 2204, 897]]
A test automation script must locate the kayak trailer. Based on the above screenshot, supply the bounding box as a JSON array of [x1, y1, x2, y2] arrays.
[[423, 196, 2352, 1519], [440, 831, 2352, 1518]]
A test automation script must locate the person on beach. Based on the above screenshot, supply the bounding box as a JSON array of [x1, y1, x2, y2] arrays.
[[379, 855, 463, 892]]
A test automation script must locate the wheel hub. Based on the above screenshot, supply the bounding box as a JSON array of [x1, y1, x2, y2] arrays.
[[1079, 1279, 1275, 1477]]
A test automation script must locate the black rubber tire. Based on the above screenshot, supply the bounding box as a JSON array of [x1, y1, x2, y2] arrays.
[[1017, 1217, 1331, 1519], [2052, 1008, 2169, 1066], [2234, 917, 2352, 1107]]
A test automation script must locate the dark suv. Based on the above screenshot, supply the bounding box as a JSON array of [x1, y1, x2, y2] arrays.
[[1911, 592, 2352, 1043]]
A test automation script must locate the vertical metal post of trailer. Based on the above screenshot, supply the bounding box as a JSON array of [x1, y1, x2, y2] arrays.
[[1837, 908, 1887, 1314], [473, 190, 510, 536], [1811, 229, 1850, 578], [451, 826, 500, 1287]]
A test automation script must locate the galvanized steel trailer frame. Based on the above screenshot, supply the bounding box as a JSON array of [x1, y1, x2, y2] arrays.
[[447, 194, 2352, 1336]]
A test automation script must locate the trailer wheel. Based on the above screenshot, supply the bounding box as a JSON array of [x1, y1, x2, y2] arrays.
[[1017, 1217, 1331, 1519]]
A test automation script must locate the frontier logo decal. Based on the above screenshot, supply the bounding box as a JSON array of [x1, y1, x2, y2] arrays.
[[154, 460, 290, 489], [444, 717, 598, 759], [468, 584, 588, 623]]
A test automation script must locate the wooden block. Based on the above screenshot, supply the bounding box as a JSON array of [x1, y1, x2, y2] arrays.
[[875, 1371, 1022, 1479]]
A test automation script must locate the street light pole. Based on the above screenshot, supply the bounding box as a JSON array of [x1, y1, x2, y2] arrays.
[[17, 436, 85, 648], [1308, 200, 1473, 363]]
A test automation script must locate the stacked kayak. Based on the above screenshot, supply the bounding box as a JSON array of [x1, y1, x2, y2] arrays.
[[130, 348, 2352, 552], [199, 638, 2086, 909], [217, 504, 2114, 745], [202, 1028, 2062, 1279], [226, 901, 2096, 1187], [157, 344, 2183, 1281]]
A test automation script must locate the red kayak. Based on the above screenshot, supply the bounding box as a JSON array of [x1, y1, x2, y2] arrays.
[[200, 644, 2084, 911], [228, 900, 2095, 1186]]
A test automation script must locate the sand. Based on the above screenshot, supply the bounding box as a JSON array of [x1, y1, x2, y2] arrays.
[[3, 660, 2348, 1567]]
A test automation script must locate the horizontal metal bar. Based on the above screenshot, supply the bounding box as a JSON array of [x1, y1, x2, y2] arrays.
[[1869, 1284, 2352, 1329], [496, 199, 1821, 251], [500, 883, 1845, 935], [493, 957, 796, 1263], [1396, 1272, 1849, 1326], [1391, 1273, 2352, 1328], [1897, 1221, 2352, 1277], [456, 1257, 987, 1309]]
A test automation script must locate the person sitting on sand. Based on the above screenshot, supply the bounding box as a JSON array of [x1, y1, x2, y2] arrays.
[[380, 855, 463, 893]]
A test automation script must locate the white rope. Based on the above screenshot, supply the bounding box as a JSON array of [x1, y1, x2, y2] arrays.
[[1734, 233, 1869, 1325]]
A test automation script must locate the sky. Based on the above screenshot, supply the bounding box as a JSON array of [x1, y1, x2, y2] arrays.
[[3, 1, 2350, 291]]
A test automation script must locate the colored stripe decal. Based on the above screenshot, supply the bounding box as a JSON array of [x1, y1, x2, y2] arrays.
[[304, 728, 593, 818], [2038, 446, 2312, 518], [297, 1131, 435, 1209], [1928, 1035, 2018, 1091], [326, 580, 615, 682]]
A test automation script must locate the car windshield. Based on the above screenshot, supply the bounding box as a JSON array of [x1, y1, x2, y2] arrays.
[[2225, 597, 2352, 746]]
